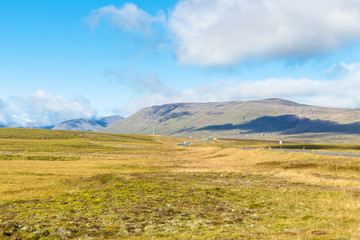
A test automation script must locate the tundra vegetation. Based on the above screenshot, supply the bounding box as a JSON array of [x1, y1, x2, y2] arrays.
[[1, 128, 360, 239]]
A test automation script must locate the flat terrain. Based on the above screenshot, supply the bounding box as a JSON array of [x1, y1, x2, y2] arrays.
[[1, 128, 360, 239]]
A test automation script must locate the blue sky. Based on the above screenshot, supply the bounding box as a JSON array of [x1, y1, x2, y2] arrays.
[[1, 0, 360, 126]]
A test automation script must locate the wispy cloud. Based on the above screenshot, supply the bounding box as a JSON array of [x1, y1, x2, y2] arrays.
[[327, 62, 360, 78], [104, 67, 173, 95], [169, 0, 360, 66], [0, 90, 95, 127], [87, 3, 165, 35], [124, 62, 360, 113]]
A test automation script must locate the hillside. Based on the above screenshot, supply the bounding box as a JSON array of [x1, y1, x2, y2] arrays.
[[103, 98, 360, 138], [52, 115, 123, 131]]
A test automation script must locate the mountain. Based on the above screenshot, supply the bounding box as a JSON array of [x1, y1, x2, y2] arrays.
[[52, 115, 124, 131], [0, 122, 55, 129], [102, 99, 360, 138]]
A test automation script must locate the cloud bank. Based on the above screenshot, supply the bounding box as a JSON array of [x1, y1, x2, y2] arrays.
[[124, 63, 360, 113], [86, 2, 360, 115], [88, 1, 360, 66], [169, 0, 360, 65], [0, 90, 95, 127]]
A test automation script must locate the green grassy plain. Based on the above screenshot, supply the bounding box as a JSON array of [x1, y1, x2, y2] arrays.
[[1, 128, 360, 239]]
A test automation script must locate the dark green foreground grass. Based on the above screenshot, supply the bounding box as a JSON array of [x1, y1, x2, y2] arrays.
[[1, 171, 357, 240]]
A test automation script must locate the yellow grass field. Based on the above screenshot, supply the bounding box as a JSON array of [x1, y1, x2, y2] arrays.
[[1, 128, 360, 239]]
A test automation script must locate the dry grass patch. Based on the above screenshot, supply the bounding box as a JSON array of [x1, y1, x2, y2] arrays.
[[1, 128, 360, 239]]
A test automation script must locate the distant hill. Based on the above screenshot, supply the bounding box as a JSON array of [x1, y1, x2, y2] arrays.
[[53, 115, 124, 131], [0, 122, 55, 129], [103, 99, 360, 138]]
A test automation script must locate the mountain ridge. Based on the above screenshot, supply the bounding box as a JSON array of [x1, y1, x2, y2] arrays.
[[52, 115, 124, 131], [103, 98, 360, 138]]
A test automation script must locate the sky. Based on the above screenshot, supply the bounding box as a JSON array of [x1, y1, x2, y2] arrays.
[[2, 0, 360, 127]]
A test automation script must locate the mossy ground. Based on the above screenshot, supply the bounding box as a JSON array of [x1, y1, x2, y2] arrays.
[[1, 128, 360, 239]]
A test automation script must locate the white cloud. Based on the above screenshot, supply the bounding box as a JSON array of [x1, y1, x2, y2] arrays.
[[169, 0, 360, 66], [87, 3, 165, 34], [0, 90, 95, 127], [125, 62, 360, 113]]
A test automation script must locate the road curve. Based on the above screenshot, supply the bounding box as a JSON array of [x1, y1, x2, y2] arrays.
[[177, 137, 214, 146]]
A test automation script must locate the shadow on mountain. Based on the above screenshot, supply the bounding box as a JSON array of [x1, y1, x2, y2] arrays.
[[197, 115, 360, 135], [172, 127, 196, 135], [152, 104, 185, 117], [159, 111, 191, 123]]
